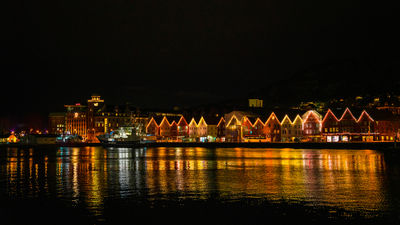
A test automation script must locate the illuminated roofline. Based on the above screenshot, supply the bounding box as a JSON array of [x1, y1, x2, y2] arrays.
[[177, 116, 188, 126], [189, 118, 198, 127], [357, 110, 374, 123], [159, 116, 170, 127], [292, 115, 303, 124], [217, 117, 226, 127], [265, 112, 281, 126], [281, 115, 292, 125], [302, 110, 322, 132], [226, 114, 241, 127], [253, 118, 265, 127], [242, 116, 254, 127], [198, 116, 208, 127], [339, 108, 357, 122], [322, 109, 340, 124]]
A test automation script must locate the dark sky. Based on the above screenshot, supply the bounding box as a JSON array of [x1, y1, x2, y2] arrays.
[[1, 0, 399, 116]]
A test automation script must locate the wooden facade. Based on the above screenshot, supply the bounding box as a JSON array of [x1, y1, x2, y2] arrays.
[[302, 110, 322, 142], [264, 112, 281, 142], [142, 109, 399, 143], [177, 116, 189, 137]]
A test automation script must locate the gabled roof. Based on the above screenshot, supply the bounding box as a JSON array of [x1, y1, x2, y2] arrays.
[[242, 116, 254, 127], [265, 112, 281, 125], [217, 117, 226, 127], [177, 116, 189, 126], [188, 118, 198, 127], [159, 116, 171, 127], [322, 109, 340, 124], [245, 114, 262, 125], [292, 114, 303, 124], [152, 116, 165, 125], [166, 116, 182, 124], [339, 108, 357, 121], [226, 114, 241, 127], [224, 111, 259, 125], [197, 116, 208, 127], [252, 118, 265, 126], [357, 110, 374, 122], [302, 110, 322, 122], [146, 117, 159, 129]]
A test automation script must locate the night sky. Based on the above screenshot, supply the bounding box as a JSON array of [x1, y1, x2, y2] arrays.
[[2, 0, 399, 117]]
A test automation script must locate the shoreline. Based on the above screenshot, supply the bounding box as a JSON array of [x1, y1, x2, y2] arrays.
[[1, 141, 399, 151]]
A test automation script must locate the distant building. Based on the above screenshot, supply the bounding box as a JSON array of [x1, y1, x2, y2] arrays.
[[248, 99, 263, 108], [48, 112, 65, 134], [370, 110, 400, 142], [20, 134, 58, 144], [64, 95, 147, 142]]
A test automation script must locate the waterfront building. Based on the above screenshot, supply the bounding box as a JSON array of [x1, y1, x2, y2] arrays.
[[357, 110, 376, 142], [321, 109, 340, 142], [216, 117, 226, 141], [241, 116, 253, 137], [225, 114, 242, 142], [252, 118, 266, 138], [225, 111, 246, 142], [177, 116, 189, 138], [48, 112, 65, 134], [188, 118, 198, 139], [264, 112, 281, 142], [64, 95, 145, 142], [197, 117, 208, 138], [65, 103, 87, 140], [302, 110, 322, 142], [370, 110, 400, 142], [224, 111, 261, 142], [280, 115, 292, 142], [321, 108, 379, 142], [159, 117, 171, 139], [20, 134, 58, 144], [203, 114, 221, 142], [338, 108, 359, 141], [280, 114, 304, 142], [170, 121, 178, 140], [292, 115, 304, 141], [146, 117, 159, 136]]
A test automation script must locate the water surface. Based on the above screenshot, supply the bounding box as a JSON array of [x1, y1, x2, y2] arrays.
[[1, 147, 399, 224]]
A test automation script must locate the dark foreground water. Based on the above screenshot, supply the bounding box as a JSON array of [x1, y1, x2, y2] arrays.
[[1, 146, 400, 225]]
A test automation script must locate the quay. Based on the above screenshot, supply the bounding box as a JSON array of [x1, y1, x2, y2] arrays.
[[102, 141, 400, 151], [2, 141, 399, 151]]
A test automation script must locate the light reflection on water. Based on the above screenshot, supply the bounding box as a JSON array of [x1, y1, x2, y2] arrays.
[[0, 146, 395, 219]]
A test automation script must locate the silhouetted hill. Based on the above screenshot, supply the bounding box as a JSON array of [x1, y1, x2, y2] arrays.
[[249, 59, 400, 107]]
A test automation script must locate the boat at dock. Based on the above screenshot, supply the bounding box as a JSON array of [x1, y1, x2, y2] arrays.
[[97, 125, 144, 146]]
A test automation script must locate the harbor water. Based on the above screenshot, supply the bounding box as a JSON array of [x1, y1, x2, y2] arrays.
[[1, 146, 400, 224]]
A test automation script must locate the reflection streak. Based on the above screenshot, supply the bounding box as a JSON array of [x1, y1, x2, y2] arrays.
[[0, 146, 390, 217]]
